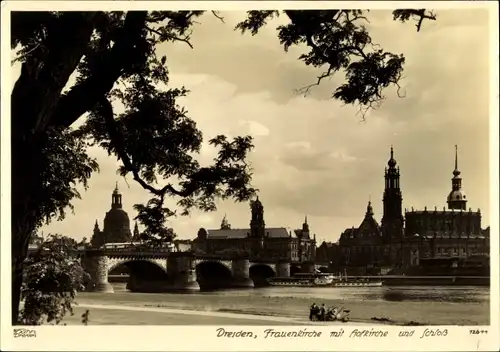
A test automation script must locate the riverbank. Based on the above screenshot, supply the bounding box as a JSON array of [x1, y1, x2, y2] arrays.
[[63, 304, 307, 325], [74, 290, 489, 326]]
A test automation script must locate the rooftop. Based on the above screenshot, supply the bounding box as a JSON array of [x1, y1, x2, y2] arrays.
[[204, 227, 297, 239]]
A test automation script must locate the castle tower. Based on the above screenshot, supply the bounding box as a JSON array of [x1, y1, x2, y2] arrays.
[[447, 145, 467, 210], [381, 146, 404, 238], [250, 197, 265, 238], [220, 214, 231, 230]]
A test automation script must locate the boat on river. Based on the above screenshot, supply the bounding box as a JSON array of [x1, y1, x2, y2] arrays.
[[268, 270, 384, 288], [330, 270, 383, 287], [331, 278, 383, 287], [268, 273, 335, 287]]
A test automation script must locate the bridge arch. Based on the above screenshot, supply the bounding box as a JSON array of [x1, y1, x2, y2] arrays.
[[195, 260, 233, 290], [107, 258, 167, 275], [106, 258, 169, 291], [250, 263, 276, 286], [290, 264, 301, 276]]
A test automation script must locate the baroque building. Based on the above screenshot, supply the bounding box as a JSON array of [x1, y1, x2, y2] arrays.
[[337, 146, 489, 273], [192, 197, 316, 263], [90, 183, 137, 247]]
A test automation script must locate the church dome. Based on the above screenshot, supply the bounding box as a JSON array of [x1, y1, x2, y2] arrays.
[[447, 190, 466, 201], [104, 207, 130, 225], [101, 183, 132, 243]]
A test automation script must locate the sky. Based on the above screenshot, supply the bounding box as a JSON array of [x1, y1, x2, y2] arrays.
[[12, 9, 491, 243]]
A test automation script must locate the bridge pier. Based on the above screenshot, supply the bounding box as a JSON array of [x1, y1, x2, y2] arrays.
[[172, 269, 200, 291], [92, 255, 114, 293], [232, 259, 254, 288], [276, 262, 291, 277], [169, 257, 200, 291], [301, 261, 315, 274]]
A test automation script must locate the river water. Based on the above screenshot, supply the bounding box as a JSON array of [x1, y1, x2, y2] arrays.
[[110, 283, 489, 304]]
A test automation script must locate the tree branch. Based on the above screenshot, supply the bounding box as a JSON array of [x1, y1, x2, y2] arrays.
[[97, 97, 196, 201], [50, 11, 148, 129], [211, 11, 225, 23], [145, 26, 193, 48], [393, 9, 437, 32], [11, 12, 97, 140], [296, 66, 333, 96], [415, 10, 436, 32]]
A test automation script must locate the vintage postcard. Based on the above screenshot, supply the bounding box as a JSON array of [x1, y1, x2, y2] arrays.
[[1, 1, 498, 351]]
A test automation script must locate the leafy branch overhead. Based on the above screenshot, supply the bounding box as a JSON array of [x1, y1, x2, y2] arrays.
[[236, 10, 436, 115], [11, 9, 436, 247]]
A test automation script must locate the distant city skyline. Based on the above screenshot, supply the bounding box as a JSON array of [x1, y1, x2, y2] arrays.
[[21, 9, 489, 243]]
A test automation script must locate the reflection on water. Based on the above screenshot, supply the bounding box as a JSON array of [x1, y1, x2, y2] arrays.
[[111, 283, 488, 304]]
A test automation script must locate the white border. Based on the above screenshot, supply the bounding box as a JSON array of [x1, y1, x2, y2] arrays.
[[1, 1, 499, 351]]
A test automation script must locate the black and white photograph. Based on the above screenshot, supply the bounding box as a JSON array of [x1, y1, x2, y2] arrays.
[[1, 1, 498, 351]]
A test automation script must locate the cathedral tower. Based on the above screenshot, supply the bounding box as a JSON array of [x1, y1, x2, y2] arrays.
[[250, 196, 265, 238], [447, 145, 467, 210], [381, 146, 404, 238]]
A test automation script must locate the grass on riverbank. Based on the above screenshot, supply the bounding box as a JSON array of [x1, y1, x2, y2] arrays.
[[74, 291, 489, 326]]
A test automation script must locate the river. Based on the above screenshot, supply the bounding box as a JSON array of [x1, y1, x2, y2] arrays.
[[109, 282, 489, 304]]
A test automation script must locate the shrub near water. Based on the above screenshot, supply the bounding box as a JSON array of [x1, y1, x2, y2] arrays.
[[19, 234, 90, 325]]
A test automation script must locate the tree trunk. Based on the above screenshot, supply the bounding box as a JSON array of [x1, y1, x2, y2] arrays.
[[11, 90, 40, 324], [11, 146, 36, 324]]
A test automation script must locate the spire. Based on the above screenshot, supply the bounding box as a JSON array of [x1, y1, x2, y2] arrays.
[[302, 215, 309, 232], [365, 200, 374, 217], [221, 213, 231, 230], [388, 145, 397, 168], [453, 144, 461, 177], [93, 219, 100, 234], [447, 144, 466, 210], [133, 221, 140, 240]]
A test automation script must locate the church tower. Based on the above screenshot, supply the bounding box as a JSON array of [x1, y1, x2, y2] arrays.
[[102, 182, 132, 244], [300, 215, 310, 239], [220, 214, 231, 230], [447, 145, 467, 210], [132, 222, 141, 241], [90, 220, 103, 247], [111, 182, 122, 209], [381, 146, 404, 238], [250, 196, 265, 238], [93, 220, 100, 236]]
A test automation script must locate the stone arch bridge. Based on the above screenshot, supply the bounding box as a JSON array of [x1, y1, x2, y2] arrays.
[[80, 248, 302, 293]]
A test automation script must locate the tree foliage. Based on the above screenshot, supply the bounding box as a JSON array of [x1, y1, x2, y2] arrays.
[[20, 234, 89, 325], [236, 10, 436, 114], [10, 9, 435, 323]]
